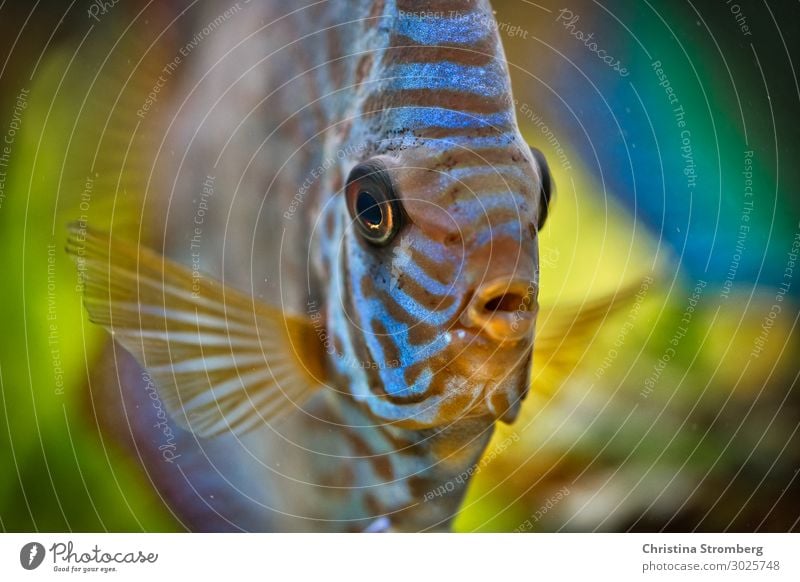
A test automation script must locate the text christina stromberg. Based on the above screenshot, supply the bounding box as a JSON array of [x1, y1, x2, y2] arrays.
[[642, 543, 763, 557]]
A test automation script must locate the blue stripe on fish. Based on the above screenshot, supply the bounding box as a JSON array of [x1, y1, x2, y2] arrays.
[[395, 10, 492, 45], [383, 107, 513, 130], [360, 297, 450, 366], [444, 164, 532, 186], [384, 284, 461, 326], [386, 62, 505, 97], [474, 219, 527, 246], [446, 191, 529, 222]]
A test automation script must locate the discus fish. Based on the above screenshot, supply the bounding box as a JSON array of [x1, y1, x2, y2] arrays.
[[67, 0, 598, 532]]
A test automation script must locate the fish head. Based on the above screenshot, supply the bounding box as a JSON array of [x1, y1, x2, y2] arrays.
[[327, 138, 552, 429]]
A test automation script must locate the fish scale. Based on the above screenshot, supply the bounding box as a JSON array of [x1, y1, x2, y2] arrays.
[[71, 0, 550, 531]]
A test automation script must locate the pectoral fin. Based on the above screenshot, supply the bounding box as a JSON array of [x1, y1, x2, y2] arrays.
[[67, 226, 326, 437], [532, 280, 648, 396]]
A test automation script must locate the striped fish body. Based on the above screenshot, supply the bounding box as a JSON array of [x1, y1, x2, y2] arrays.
[[94, 0, 548, 531]]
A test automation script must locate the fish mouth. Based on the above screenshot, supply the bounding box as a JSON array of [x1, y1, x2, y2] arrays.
[[460, 278, 539, 343]]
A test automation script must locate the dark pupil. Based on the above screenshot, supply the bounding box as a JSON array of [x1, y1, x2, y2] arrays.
[[356, 191, 383, 230]]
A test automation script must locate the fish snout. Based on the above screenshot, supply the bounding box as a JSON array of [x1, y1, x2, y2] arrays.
[[461, 277, 538, 342]]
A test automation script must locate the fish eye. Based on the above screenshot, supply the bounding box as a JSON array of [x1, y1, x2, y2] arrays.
[[345, 160, 401, 245], [529, 146, 554, 230], [356, 190, 383, 230]]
